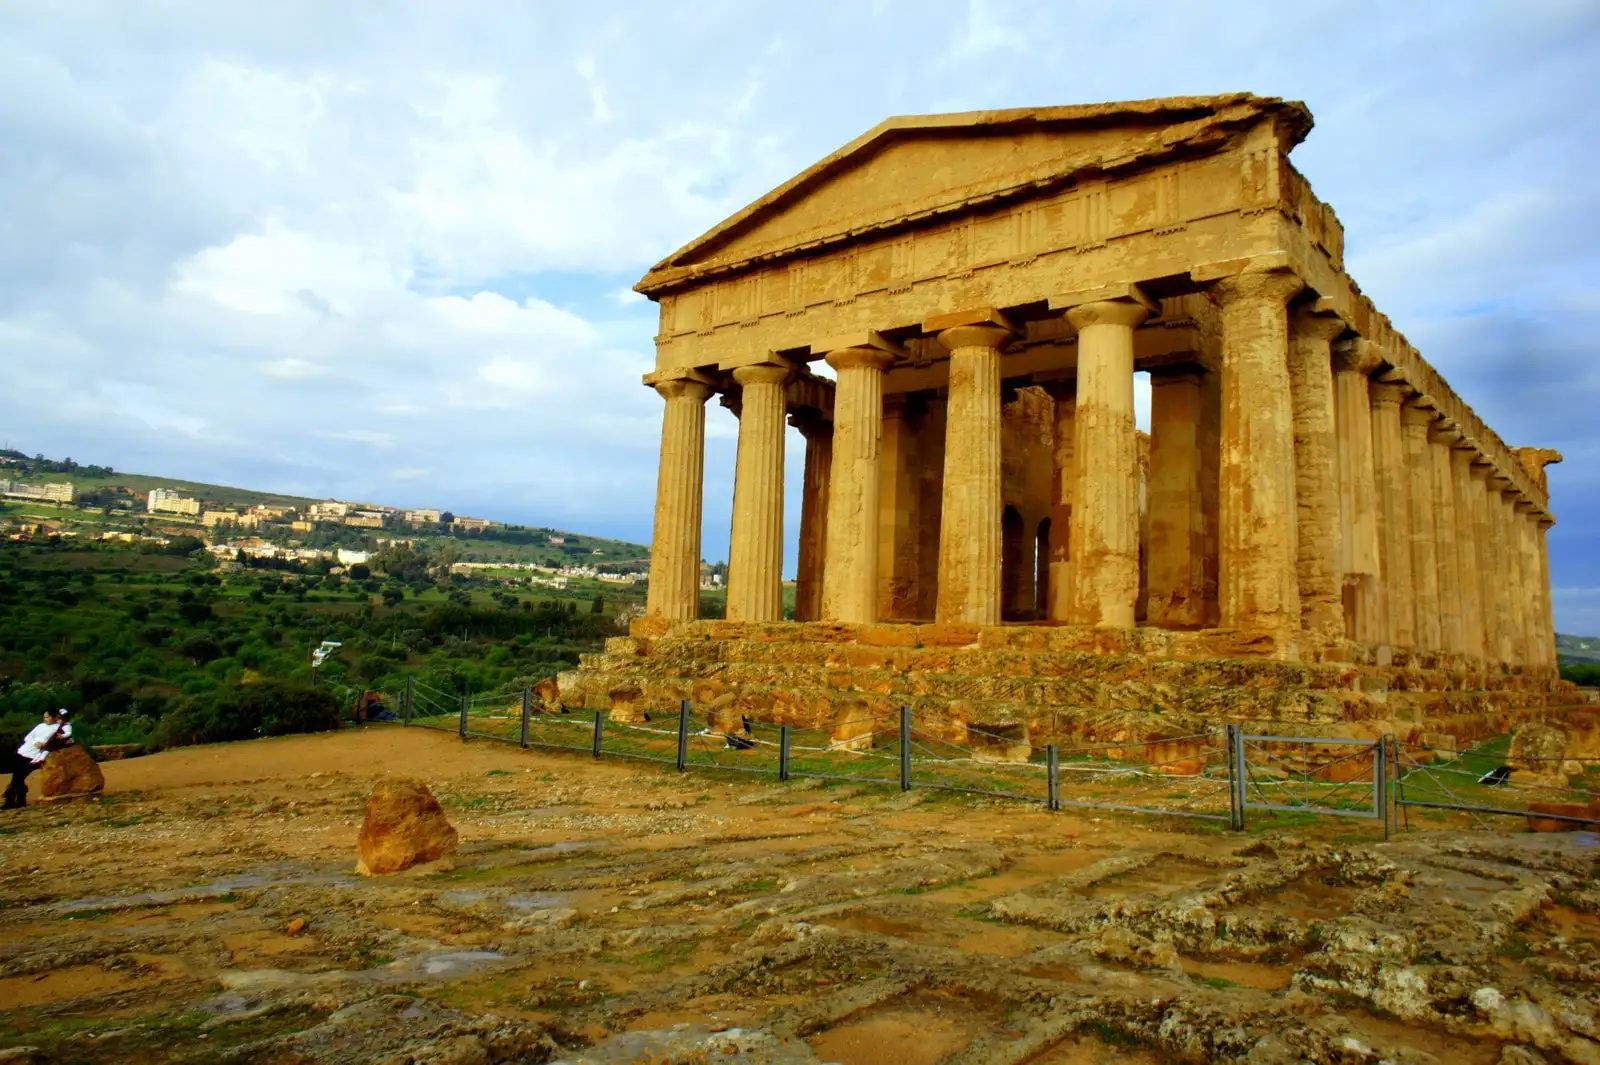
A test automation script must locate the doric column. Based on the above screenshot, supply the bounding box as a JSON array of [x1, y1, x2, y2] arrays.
[[1400, 398, 1441, 652], [1451, 444, 1486, 658], [1428, 419, 1464, 655], [790, 412, 832, 622], [1498, 486, 1528, 665], [1514, 502, 1541, 667], [644, 372, 714, 620], [1289, 310, 1346, 636], [1333, 339, 1383, 643], [725, 362, 791, 622], [1043, 382, 1076, 622], [1209, 270, 1304, 632], [1370, 381, 1413, 648], [1537, 518, 1556, 668], [877, 394, 921, 620], [1145, 367, 1205, 628], [821, 340, 898, 624], [1053, 287, 1153, 628], [1469, 462, 1504, 661], [931, 311, 1013, 625], [915, 396, 947, 620]]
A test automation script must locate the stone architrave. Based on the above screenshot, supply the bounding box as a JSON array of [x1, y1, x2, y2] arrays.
[[725, 362, 791, 622], [1370, 380, 1414, 649], [1288, 310, 1346, 637], [1145, 367, 1205, 628], [1400, 398, 1441, 652], [822, 341, 898, 624], [931, 311, 1014, 625], [1054, 286, 1154, 628], [1428, 419, 1465, 655], [1042, 382, 1076, 622], [1451, 444, 1486, 658], [1332, 339, 1383, 643], [644, 373, 714, 620], [1210, 269, 1304, 633], [791, 413, 832, 623]]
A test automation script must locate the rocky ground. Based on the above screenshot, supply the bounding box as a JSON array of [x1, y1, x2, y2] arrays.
[[1, 727, 1598, 1064]]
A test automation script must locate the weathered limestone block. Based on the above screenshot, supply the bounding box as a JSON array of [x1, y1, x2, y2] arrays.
[[968, 722, 1031, 763], [355, 779, 459, 877], [40, 745, 105, 799]]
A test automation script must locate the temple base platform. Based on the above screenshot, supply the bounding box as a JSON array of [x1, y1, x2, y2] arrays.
[[558, 618, 1585, 750]]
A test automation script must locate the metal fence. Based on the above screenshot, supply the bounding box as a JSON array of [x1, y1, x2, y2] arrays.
[[376, 681, 1600, 834]]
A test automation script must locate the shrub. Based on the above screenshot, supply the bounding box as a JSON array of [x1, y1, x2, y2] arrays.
[[157, 681, 341, 747]]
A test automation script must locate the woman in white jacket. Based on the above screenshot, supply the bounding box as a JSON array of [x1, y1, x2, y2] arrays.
[[4, 708, 72, 810]]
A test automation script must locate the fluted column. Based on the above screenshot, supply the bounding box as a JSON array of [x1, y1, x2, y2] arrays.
[[1451, 444, 1485, 658], [1210, 270, 1303, 632], [877, 394, 921, 620], [1370, 381, 1413, 648], [1145, 367, 1205, 628], [725, 364, 790, 622], [1058, 292, 1151, 627], [1537, 518, 1556, 668], [1289, 311, 1346, 637], [645, 374, 714, 620], [791, 413, 831, 623], [1469, 462, 1504, 662], [1428, 420, 1464, 655], [1499, 487, 1528, 665], [822, 345, 896, 624], [1514, 502, 1541, 667], [1400, 399, 1441, 652], [1333, 339, 1383, 643], [933, 315, 1012, 625], [1044, 382, 1076, 622]]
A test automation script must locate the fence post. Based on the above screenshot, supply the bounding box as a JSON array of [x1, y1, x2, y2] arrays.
[[779, 725, 791, 782], [1376, 736, 1389, 840], [459, 694, 469, 740], [592, 710, 605, 758], [404, 677, 414, 726], [1047, 744, 1060, 812], [1227, 724, 1245, 831], [676, 699, 690, 772], [898, 705, 912, 792], [520, 688, 532, 749]]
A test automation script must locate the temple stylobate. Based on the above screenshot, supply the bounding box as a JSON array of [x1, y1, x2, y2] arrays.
[[565, 95, 1572, 747]]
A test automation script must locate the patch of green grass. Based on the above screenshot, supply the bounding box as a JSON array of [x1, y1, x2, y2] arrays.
[[1497, 936, 1535, 961], [634, 938, 698, 974], [486, 769, 512, 777], [99, 814, 145, 828], [1191, 973, 1239, 989], [735, 879, 779, 894], [1079, 1019, 1156, 1049]]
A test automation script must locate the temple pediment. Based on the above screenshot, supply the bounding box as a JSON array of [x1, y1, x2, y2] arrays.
[[638, 94, 1311, 295]]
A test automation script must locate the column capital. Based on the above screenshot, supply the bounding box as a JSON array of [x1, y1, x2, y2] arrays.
[[1048, 281, 1159, 316], [730, 362, 792, 389], [923, 306, 1016, 335], [1428, 417, 1463, 446], [1514, 498, 1537, 514], [1149, 364, 1206, 387], [1369, 381, 1409, 407], [825, 346, 897, 373], [1065, 299, 1150, 331], [935, 323, 1016, 352], [787, 408, 832, 439], [1292, 309, 1348, 344], [809, 328, 905, 361], [1205, 266, 1304, 306], [651, 377, 715, 404], [1399, 397, 1436, 428], [1331, 336, 1383, 375]]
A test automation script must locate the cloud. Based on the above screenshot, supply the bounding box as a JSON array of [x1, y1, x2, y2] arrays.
[[0, 0, 1595, 629]]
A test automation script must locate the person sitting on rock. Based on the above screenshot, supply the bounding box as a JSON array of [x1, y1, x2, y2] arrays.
[[5, 708, 73, 810]]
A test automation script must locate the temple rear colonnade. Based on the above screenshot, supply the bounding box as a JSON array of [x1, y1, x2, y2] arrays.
[[635, 95, 1560, 672]]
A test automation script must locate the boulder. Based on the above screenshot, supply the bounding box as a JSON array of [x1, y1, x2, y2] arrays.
[[39, 745, 105, 800], [1509, 725, 1567, 771], [534, 675, 561, 713], [1525, 802, 1598, 833], [355, 779, 459, 876]]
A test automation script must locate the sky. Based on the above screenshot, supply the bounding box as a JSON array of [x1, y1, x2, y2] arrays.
[[3, 1, 1598, 628]]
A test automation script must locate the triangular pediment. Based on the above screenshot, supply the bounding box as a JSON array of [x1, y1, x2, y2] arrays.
[[638, 94, 1310, 295]]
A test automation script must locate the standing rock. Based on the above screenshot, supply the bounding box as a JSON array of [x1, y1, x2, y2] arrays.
[[355, 779, 459, 876], [40, 745, 105, 800], [1510, 726, 1567, 770]]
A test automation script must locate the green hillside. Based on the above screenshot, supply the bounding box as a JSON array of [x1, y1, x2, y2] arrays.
[[19, 468, 319, 509], [1556, 633, 1600, 663]]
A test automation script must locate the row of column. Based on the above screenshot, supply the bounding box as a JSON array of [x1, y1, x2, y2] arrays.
[[644, 270, 1556, 668]]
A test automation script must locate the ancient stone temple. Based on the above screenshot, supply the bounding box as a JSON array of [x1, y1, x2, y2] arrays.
[[563, 94, 1573, 745]]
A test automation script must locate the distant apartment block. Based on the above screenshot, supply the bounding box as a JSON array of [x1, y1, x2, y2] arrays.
[[403, 508, 441, 524], [290, 520, 314, 533], [308, 501, 350, 519], [200, 510, 239, 527], [249, 504, 295, 520], [148, 488, 200, 516], [453, 516, 493, 531], [343, 513, 383, 529], [547, 535, 565, 545], [1, 480, 74, 503]]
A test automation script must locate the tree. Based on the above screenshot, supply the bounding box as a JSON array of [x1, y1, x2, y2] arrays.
[[381, 586, 405, 607], [591, 593, 604, 615], [348, 563, 370, 580], [440, 511, 455, 525]]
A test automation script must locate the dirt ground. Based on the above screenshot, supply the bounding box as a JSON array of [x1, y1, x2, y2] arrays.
[[2, 726, 1599, 1064]]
